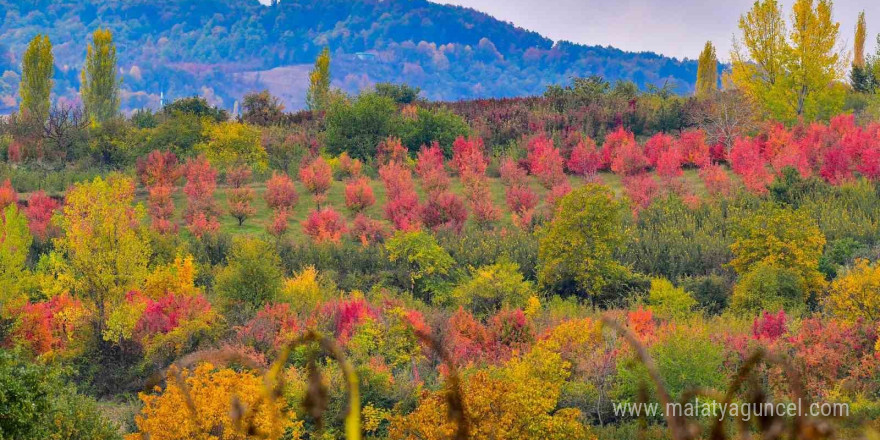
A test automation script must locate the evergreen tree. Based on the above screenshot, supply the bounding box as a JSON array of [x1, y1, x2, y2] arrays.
[[306, 47, 331, 112], [19, 34, 53, 123], [695, 41, 718, 98], [81, 29, 120, 123]]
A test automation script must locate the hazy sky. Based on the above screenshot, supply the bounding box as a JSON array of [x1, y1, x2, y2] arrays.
[[433, 0, 879, 61]]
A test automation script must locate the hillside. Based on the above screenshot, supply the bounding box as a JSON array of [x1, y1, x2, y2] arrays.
[[0, 0, 699, 113]]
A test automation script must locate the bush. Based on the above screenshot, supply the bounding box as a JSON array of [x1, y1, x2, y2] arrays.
[[679, 274, 732, 315], [449, 261, 534, 316], [0, 350, 120, 440], [646, 278, 696, 319], [325, 93, 398, 161], [214, 237, 284, 312], [730, 262, 807, 316]]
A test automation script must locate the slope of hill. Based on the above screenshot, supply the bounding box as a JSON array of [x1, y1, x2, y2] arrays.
[[0, 0, 699, 113]]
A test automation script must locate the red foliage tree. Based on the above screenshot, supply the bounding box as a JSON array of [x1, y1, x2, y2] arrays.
[[267, 208, 290, 238], [137, 150, 181, 188], [499, 158, 529, 187], [226, 166, 256, 226], [183, 156, 220, 236], [699, 164, 735, 198], [380, 162, 422, 230], [236, 303, 300, 356], [751, 310, 787, 342], [0, 179, 18, 210], [505, 185, 538, 229], [610, 136, 648, 176], [623, 173, 659, 214], [602, 126, 637, 170], [487, 309, 534, 361], [463, 175, 499, 227], [302, 207, 348, 243], [566, 137, 602, 177], [676, 129, 711, 167], [643, 133, 675, 168], [446, 307, 492, 366], [450, 136, 488, 178], [627, 306, 656, 343], [337, 152, 363, 178], [422, 190, 468, 233], [656, 146, 684, 181], [344, 178, 376, 214], [265, 172, 299, 211], [24, 191, 59, 241], [377, 136, 410, 165], [729, 137, 772, 194], [299, 157, 333, 206], [13, 293, 85, 356], [134, 293, 212, 339], [415, 142, 450, 194], [350, 213, 389, 246], [526, 134, 566, 188]]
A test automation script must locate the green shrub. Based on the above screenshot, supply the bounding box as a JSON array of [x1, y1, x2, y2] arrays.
[[214, 237, 283, 312], [646, 278, 696, 319], [448, 261, 534, 316], [730, 262, 806, 316], [679, 274, 732, 315]]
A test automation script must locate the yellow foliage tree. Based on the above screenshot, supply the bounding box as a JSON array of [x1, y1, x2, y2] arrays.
[[388, 345, 590, 439], [729, 204, 826, 293], [695, 41, 718, 98], [196, 121, 268, 171], [732, 0, 844, 122], [128, 363, 302, 440], [144, 255, 200, 299], [54, 175, 151, 337], [826, 259, 880, 322]]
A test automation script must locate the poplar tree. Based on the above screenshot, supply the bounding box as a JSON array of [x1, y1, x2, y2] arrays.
[[306, 46, 331, 112], [19, 34, 53, 123], [732, 0, 844, 121], [695, 41, 718, 98], [81, 29, 120, 123], [850, 11, 873, 93]]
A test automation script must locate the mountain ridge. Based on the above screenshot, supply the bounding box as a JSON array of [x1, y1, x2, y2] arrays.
[[0, 0, 699, 113]]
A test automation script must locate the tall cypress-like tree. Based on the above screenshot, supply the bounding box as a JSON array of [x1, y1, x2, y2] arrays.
[[695, 41, 718, 98], [854, 11, 866, 68], [306, 47, 331, 112], [81, 29, 120, 124], [19, 34, 53, 123], [850, 11, 873, 93]]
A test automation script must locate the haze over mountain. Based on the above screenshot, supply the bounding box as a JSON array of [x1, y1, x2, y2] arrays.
[[0, 0, 700, 114]]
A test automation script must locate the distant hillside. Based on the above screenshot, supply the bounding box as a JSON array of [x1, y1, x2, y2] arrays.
[[0, 0, 700, 113]]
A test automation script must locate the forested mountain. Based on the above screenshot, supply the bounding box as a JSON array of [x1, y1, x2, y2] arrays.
[[0, 0, 700, 113]]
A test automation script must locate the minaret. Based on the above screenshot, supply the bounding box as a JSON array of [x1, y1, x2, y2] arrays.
[[159, 91, 165, 109]]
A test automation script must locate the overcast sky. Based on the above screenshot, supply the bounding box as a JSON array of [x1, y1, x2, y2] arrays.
[[433, 0, 879, 61]]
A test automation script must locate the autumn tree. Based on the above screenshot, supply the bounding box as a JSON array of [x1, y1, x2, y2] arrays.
[[225, 165, 256, 226], [24, 191, 59, 241], [81, 29, 120, 123], [265, 172, 299, 211], [130, 363, 299, 440], [732, 0, 844, 121], [306, 46, 331, 112], [344, 177, 375, 214], [302, 207, 348, 243], [0, 205, 32, 302], [183, 156, 220, 237], [299, 157, 332, 206], [137, 150, 181, 234], [241, 90, 285, 126], [19, 34, 53, 123], [825, 259, 880, 322], [850, 11, 872, 92], [730, 204, 826, 294], [695, 41, 718, 98], [54, 175, 151, 336], [538, 184, 629, 301], [196, 121, 268, 171], [214, 237, 283, 309]]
